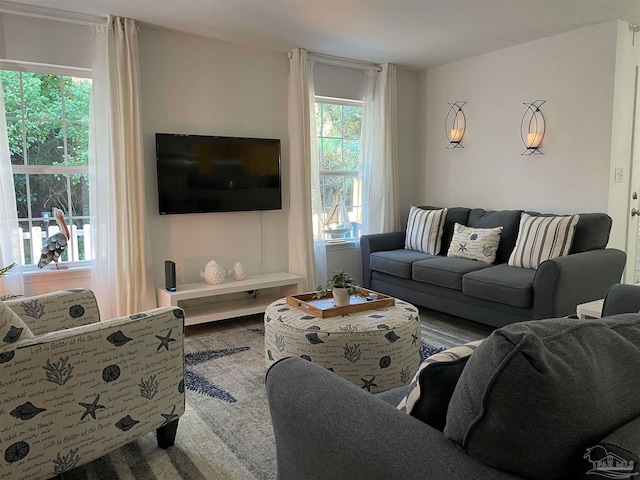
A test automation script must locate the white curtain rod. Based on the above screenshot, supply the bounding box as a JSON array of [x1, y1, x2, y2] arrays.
[[308, 52, 382, 72], [0, 0, 107, 26]]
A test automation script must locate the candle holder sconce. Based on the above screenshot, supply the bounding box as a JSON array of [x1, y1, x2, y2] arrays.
[[521, 100, 545, 155], [445, 101, 466, 149]]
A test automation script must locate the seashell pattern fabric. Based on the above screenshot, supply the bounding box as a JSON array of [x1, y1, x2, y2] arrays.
[[5, 288, 100, 335], [0, 290, 185, 480], [264, 297, 421, 394], [0, 301, 35, 346]]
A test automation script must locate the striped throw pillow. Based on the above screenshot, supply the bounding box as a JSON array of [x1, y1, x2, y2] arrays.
[[405, 206, 448, 255], [508, 213, 580, 269], [397, 339, 484, 430]]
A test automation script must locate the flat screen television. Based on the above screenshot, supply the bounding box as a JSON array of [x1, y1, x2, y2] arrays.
[[156, 133, 282, 214]]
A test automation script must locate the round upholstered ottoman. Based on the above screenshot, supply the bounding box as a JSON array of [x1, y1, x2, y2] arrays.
[[264, 297, 421, 393]]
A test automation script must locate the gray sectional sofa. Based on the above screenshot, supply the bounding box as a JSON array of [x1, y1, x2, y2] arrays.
[[266, 283, 640, 480], [361, 206, 626, 327]]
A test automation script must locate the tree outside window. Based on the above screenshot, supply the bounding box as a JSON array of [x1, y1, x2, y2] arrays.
[[315, 97, 362, 240], [2, 70, 91, 266]]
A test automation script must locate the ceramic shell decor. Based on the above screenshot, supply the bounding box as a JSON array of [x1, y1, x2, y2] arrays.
[[231, 262, 246, 281], [201, 260, 226, 285]]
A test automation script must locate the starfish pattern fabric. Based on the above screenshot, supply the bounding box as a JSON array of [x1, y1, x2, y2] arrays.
[[79, 394, 106, 421], [156, 329, 176, 351]]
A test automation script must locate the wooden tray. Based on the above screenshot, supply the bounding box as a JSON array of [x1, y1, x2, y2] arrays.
[[286, 288, 395, 318]]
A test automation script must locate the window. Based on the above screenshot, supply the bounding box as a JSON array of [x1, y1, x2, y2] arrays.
[[315, 96, 362, 240], [2, 69, 92, 267]]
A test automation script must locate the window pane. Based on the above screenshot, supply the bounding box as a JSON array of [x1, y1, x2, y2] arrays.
[[343, 106, 361, 139], [1, 71, 22, 118], [66, 123, 89, 166], [70, 173, 90, 216], [25, 120, 64, 165], [321, 104, 343, 138], [18, 220, 32, 265], [69, 218, 90, 261], [28, 173, 68, 215], [343, 140, 360, 171], [7, 119, 24, 165], [315, 103, 322, 137], [23, 73, 62, 119], [64, 77, 91, 122], [321, 138, 342, 170], [14, 174, 27, 218]]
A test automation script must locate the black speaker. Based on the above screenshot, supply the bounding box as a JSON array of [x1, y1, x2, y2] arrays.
[[165, 260, 176, 292]]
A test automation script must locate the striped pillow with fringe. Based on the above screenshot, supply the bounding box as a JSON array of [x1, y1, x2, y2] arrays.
[[405, 206, 448, 255], [397, 339, 484, 430], [508, 213, 579, 269]]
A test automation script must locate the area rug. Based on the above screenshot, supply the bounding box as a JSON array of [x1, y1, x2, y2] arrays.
[[60, 320, 476, 480]]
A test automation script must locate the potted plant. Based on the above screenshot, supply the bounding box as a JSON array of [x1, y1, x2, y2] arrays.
[[0, 263, 19, 301], [315, 270, 361, 307]]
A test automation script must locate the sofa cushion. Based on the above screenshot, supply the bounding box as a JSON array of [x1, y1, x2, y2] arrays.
[[447, 223, 502, 264], [413, 257, 491, 291], [370, 249, 436, 279], [462, 264, 535, 308], [418, 206, 471, 254], [397, 340, 484, 431], [0, 301, 34, 345], [527, 211, 612, 254], [444, 314, 640, 480], [467, 209, 522, 264], [405, 206, 448, 255], [508, 213, 579, 269]]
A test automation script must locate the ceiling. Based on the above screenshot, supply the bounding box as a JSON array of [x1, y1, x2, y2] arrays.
[[7, 0, 640, 70]]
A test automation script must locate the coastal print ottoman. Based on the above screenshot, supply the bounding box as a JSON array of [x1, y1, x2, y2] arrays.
[[264, 297, 421, 393]]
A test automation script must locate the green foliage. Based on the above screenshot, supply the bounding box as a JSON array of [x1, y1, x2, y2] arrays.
[[316, 101, 362, 216], [0, 262, 19, 300], [2, 70, 91, 219], [315, 270, 361, 299]]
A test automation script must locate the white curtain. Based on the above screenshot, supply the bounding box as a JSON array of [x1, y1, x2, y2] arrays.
[[361, 64, 400, 234], [0, 76, 24, 297], [90, 17, 155, 318], [287, 48, 327, 291]]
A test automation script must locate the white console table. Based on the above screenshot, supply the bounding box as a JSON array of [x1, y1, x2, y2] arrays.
[[157, 272, 304, 326]]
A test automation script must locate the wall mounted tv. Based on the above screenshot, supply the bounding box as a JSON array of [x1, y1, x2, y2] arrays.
[[156, 133, 282, 214]]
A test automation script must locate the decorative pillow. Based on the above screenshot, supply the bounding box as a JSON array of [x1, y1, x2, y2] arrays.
[[0, 301, 34, 345], [447, 223, 502, 264], [508, 212, 579, 269], [397, 339, 483, 431], [444, 315, 640, 480], [405, 206, 448, 255]]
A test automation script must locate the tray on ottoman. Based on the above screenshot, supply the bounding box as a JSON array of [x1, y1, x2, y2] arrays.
[[286, 288, 395, 318]]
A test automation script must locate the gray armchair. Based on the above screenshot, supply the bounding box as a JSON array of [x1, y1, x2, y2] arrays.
[[266, 283, 640, 480]]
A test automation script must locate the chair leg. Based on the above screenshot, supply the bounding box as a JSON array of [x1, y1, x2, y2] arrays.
[[156, 419, 179, 449]]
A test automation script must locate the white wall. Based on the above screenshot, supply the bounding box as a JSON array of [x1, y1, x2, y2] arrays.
[[421, 21, 618, 215], [138, 25, 290, 286]]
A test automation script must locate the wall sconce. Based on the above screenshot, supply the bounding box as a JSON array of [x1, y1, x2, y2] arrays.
[[521, 100, 545, 155], [445, 101, 466, 148]]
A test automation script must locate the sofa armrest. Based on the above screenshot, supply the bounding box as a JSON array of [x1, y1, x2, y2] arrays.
[[0, 306, 185, 480], [602, 284, 640, 317], [580, 415, 640, 477], [5, 288, 99, 335], [265, 357, 524, 480], [360, 232, 406, 288], [533, 248, 626, 319]]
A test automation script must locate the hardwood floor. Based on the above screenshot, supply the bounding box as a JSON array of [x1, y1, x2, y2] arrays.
[[417, 306, 495, 340], [185, 307, 495, 341]]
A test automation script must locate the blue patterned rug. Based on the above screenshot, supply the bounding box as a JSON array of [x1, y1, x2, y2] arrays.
[[58, 321, 473, 480]]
